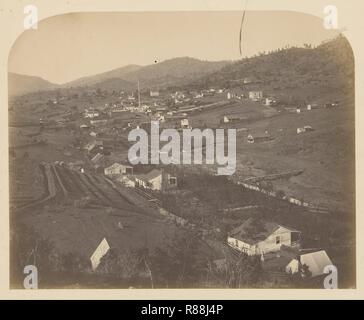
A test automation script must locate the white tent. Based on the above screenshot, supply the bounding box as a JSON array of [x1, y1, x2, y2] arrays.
[[286, 250, 333, 277], [90, 238, 110, 271]]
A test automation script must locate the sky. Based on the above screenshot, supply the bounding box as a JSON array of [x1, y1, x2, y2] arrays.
[[8, 11, 340, 84]]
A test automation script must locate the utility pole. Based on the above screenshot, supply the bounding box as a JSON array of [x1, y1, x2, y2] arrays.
[[137, 80, 141, 108]]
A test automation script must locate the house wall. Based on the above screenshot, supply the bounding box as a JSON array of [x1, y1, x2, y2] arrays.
[[135, 178, 147, 188], [249, 91, 263, 100], [105, 165, 132, 176], [255, 227, 292, 254], [105, 167, 122, 175], [118, 176, 136, 188], [149, 174, 162, 191], [135, 174, 162, 190], [227, 237, 254, 255], [227, 227, 297, 256]]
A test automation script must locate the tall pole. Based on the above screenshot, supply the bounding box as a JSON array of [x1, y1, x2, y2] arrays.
[[137, 80, 141, 108]]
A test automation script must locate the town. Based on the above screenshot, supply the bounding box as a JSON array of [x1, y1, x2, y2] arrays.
[[9, 33, 355, 289], [127, 120, 237, 175]]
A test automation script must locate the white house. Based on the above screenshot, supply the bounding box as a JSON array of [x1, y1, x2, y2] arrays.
[[150, 90, 159, 97], [104, 163, 133, 176], [118, 175, 136, 188], [227, 218, 301, 256], [285, 250, 333, 277], [135, 169, 163, 191], [265, 98, 273, 106], [90, 119, 107, 126], [84, 109, 100, 118], [84, 142, 96, 153], [180, 118, 190, 129], [223, 115, 245, 124], [249, 91, 263, 101]]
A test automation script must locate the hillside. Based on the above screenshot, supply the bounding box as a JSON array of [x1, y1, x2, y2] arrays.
[[121, 57, 230, 87], [8, 72, 58, 96], [8, 36, 354, 100], [72, 77, 136, 92], [187, 35, 354, 103], [64, 64, 141, 88]]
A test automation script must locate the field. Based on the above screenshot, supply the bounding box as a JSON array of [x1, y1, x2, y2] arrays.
[[233, 99, 355, 213]]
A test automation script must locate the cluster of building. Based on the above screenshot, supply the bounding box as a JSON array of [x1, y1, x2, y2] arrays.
[[103, 163, 177, 192]]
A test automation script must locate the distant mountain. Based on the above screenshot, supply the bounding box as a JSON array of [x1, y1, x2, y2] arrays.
[[64, 64, 142, 88], [9, 36, 352, 99], [8, 58, 230, 96], [122, 57, 230, 85], [64, 57, 230, 91], [81, 77, 136, 92], [8, 72, 58, 96]]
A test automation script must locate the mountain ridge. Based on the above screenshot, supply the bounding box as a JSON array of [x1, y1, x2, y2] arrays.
[[8, 36, 353, 99], [8, 72, 57, 96]]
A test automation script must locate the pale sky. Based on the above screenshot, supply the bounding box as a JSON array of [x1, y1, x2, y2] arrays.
[[8, 11, 340, 84]]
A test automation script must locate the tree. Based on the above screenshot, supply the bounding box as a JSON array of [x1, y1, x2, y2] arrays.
[[276, 190, 285, 199], [223, 254, 262, 288], [10, 223, 58, 287], [149, 231, 208, 288]]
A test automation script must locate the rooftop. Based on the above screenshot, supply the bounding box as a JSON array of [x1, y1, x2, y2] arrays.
[[229, 218, 298, 245], [136, 169, 162, 182], [299, 250, 333, 277]]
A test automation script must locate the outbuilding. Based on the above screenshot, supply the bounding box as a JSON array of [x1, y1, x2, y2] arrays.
[[285, 250, 333, 277]]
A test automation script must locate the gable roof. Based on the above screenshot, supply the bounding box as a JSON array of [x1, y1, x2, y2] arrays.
[[91, 153, 104, 164], [136, 169, 162, 182], [84, 142, 96, 151], [229, 218, 298, 245], [105, 163, 123, 171]]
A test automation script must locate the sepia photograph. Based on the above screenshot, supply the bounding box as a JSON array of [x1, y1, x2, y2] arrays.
[[7, 8, 356, 290]]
